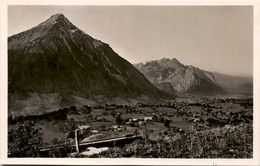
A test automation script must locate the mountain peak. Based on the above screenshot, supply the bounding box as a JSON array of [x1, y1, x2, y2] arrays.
[[8, 13, 79, 50], [159, 57, 170, 61], [38, 13, 74, 28], [51, 13, 64, 18], [48, 13, 65, 21], [158, 57, 170, 62], [156, 57, 183, 69], [171, 58, 180, 63], [158, 57, 180, 63]]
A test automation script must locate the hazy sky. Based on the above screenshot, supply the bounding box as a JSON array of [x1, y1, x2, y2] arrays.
[[8, 6, 253, 77]]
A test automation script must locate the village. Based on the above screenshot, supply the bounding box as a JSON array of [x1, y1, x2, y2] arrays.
[[8, 97, 253, 157]]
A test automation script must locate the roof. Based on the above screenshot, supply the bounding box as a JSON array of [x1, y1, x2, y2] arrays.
[[78, 125, 91, 130]]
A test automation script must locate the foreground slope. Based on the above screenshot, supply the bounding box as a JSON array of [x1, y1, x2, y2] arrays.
[[8, 14, 175, 115], [134, 58, 226, 95]]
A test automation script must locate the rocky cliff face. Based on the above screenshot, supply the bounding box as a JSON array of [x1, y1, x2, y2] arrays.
[[8, 14, 175, 115], [134, 58, 226, 95]]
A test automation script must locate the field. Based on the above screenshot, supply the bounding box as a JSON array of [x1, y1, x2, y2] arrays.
[[8, 97, 253, 158]]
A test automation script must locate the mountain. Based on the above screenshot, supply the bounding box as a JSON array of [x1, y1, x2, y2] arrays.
[[8, 13, 175, 116], [213, 72, 253, 96], [134, 58, 226, 95]]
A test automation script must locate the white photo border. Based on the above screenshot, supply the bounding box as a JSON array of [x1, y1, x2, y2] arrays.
[[0, 0, 259, 165]]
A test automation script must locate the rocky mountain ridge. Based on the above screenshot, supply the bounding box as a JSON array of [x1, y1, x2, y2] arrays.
[[134, 58, 226, 95]]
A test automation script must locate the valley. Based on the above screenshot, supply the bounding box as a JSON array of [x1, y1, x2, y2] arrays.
[[8, 96, 253, 158]]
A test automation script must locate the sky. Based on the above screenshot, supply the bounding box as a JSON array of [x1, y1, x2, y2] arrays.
[[8, 6, 253, 77]]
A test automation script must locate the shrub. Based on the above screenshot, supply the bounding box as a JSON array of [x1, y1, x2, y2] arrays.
[[67, 130, 75, 139], [164, 119, 171, 128], [100, 125, 106, 130], [116, 115, 123, 124], [102, 112, 109, 116], [8, 121, 43, 157]]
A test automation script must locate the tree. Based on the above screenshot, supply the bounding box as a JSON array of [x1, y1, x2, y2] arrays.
[[116, 115, 123, 124], [8, 121, 43, 157], [164, 119, 171, 128]]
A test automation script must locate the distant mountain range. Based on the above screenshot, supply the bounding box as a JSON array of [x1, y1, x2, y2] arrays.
[[8, 14, 175, 116], [213, 72, 253, 96], [134, 58, 252, 96]]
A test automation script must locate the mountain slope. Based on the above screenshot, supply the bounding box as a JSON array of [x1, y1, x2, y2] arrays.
[[213, 72, 253, 96], [134, 58, 226, 95], [8, 14, 175, 115]]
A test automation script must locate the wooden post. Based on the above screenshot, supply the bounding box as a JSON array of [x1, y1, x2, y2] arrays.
[[75, 129, 80, 153]]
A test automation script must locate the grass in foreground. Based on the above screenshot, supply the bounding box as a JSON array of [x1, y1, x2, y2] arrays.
[[90, 123, 253, 158]]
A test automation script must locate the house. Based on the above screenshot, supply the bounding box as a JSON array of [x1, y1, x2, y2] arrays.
[[105, 104, 117, 110], [144, 117, 153, 122], [117, 128, 123, 131], [193, 118, 200, 123], [78, 125, 91, 130], [132, 118, 138, 122], [111, 125, 119, 129], [111, 125, 123, 131], [193, 114, 200, 118], [178, 128, 185, 134], [97, 117, 102, 121], [91, 130, 99, 134], [197, 124, 204, 130], [139, 121, 145, 125]]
